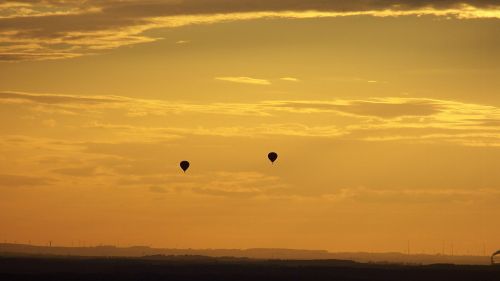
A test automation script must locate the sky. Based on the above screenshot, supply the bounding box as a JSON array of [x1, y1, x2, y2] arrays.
[[0, 0, 499, 255]]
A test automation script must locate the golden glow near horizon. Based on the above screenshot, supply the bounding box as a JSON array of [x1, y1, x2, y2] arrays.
[[1, 0, 500, 255]]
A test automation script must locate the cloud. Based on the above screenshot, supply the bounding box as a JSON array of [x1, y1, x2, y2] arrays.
[[41, 119, 57, 127], [114, 170, 287, 198], [183, 171, 287, 198], [1, 1, 499, 61], [0, 174, 52, 187], [269, 98, 444, 118], [0, 91, 126, 105], [2, 90, 500, 145], [51, 166, 99, 177], [0, 90, 474, 119], [322, 187, 500, 205], [341, 100, 442, 118], [215, 76, 271, 85], [0, 91, 271, 116], [280, 77, 300, 82], [149, 186, 168, 193]]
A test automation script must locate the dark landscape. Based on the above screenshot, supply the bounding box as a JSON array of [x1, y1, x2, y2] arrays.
[[1, 254, 499, 281], [1, 244, 499, 281]]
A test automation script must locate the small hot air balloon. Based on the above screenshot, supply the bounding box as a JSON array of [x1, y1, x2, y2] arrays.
[[180, 160, 190, 172], [268, 152, 278, 164]]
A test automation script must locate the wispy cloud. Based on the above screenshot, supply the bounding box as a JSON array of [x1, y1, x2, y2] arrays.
[[181, 171, 286, 198], [112, 170, 288, 198], [0, 91, 126, 105], [2, 91, 500, 146], [322, 187, 500, 204], [0, 1, 499, 61], [0, 174, 52, 187], [270, 98, 444, 118], [280, 77, 300, 82], [215, 76, 271, 85], [51, 166, 101, 177]]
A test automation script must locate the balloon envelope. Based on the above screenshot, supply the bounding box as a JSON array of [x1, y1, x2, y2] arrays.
[[180, 160, 190, 172], [268, 152, 278, 163]]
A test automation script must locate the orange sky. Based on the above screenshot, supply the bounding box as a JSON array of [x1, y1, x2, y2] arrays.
[[0, 0, 499, 255]]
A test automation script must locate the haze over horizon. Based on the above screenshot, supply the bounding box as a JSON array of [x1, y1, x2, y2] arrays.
[[1, 0, 499, 256]]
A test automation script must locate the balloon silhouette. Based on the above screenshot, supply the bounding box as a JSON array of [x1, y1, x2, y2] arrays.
[[180, 160, 190, 172], [268, 152, 278, 164]]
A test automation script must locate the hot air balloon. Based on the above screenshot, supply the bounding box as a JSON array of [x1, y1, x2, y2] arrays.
[[268, 152, 278, 164], [180, 160, 190, 172]]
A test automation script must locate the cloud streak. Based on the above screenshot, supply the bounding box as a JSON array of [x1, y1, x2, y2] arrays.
[[280, 77, 300, 82], [0, 0, 499, 60], [0, 91, 126, 105], [215, 76, 271, 85], [2, 90, 500, 146], [0, 174, 52, 187], [322, 186, 500, 204]]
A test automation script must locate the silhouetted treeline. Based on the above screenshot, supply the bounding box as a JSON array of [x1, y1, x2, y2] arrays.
[[0, 243, 492, 265]]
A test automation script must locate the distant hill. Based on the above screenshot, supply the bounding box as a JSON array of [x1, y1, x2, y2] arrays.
[[0, 243, 491, 265]]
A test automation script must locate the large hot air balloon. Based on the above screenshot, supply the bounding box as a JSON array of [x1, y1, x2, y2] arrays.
[[268, 152, 278, 164], [180, 160, 190, 172]]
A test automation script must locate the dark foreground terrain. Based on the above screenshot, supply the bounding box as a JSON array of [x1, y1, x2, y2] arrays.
[[0, 255, 499, 281]]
